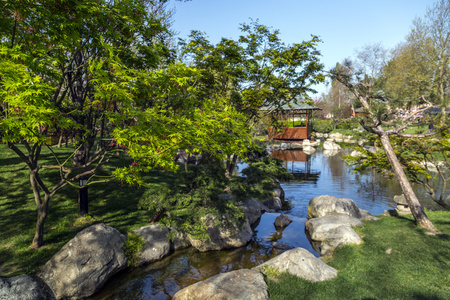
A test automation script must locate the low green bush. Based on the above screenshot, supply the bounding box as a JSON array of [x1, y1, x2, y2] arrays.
[[123, 232, 145, 267]]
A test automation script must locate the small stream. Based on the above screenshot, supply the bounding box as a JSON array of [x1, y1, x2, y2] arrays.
[[90, 149, 442, 299]]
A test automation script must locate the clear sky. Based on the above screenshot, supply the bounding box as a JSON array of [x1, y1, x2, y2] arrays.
[[169, 0, 437, 96]]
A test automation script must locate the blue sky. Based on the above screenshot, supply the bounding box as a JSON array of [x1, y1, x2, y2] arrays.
[[169, 0, 436, 96]]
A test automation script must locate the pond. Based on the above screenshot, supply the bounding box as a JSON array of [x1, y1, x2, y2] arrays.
[[89, 148, 442, 300]]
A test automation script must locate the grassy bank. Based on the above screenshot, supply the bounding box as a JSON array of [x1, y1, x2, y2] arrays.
[[266, 211, 450, 299]]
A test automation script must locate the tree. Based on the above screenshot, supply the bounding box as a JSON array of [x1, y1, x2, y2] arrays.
[[383, 40, 433, 100], [406, 0, 450, 118], [0, 0, 199, 248], [324, 62, 354, 120], [180, 21, 325, 175], [331, 65, 448, 232]]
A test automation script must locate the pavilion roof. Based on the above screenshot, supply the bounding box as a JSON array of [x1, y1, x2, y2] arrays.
[[260, 102, 322, 112]]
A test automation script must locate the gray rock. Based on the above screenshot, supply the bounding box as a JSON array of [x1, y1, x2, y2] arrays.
[[133, 224, 171, 266], [302, 139, 311, 146], [271, 241, 293, 250], [290, 142, 302, 149], [323, 149, 340, 157], [324, 141, 341, 150], [305, 216, 363, 255], [274, 214, 293, 228], [170, 230, 191, 251], [0, 275, 55, 300], [360, 209, 379, 221], [303, 145, 316, 154], [173, 269, 268, 300], [264, 196, 282, 211], [189, 214, 253, 252], [280, 143, 288, 150], [363, 145, 377, 154], [272, 144, 280, 150], [310, 140, 321, 147], [308, 195, 362, 219], [38, 223, 127, 300], [306, 214, 363, 229], [253, 247, 337, 282], [240, 198, 269, 226], [350, 150, 365, 157]]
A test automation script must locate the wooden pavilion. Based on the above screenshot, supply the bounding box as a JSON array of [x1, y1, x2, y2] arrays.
[[262, 103, 322, 141]]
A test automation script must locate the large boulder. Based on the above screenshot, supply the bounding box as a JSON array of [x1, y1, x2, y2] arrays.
[[38, 223, 127, 300], [0, 275, 55, 300], [323, 140, 341, 150], [305, 215, 363, 255], [172, 269, 268, 300], [189, 214, 253, 252], [133, 224, 171, 266], [308, 195, 362, 219], [240, 198, 269, 226], [263, 196, 282, 211], [253, 247, 337, 282]]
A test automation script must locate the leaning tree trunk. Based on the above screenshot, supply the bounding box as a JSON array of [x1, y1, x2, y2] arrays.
[[379, 133, 438, 232]]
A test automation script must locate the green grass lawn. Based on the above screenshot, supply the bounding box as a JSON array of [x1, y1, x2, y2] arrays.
[[0, 143, 171, 276], [266, 211, 450, 299]]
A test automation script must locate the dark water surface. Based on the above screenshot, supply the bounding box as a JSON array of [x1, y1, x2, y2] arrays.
[[90, 149, 441, 299]]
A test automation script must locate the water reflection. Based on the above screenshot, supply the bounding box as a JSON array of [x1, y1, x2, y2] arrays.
[[271, 150, 320, 181]]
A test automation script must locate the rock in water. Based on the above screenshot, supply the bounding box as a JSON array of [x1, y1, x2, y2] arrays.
[[172, 269, 268, 300], [0, 275, 55, 300], [38, 223, 127, 300], [239, 198, 269, 226], [133, 224, 171, 266], [274, 214, 293, 228], [189, 214, 253, 252], [308, 195, 362, 219]]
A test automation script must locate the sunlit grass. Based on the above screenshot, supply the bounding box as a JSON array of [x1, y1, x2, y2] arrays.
[[266, 211, 450, 299]]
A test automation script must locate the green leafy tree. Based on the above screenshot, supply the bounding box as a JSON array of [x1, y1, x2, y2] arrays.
[[393, 0, 450, 118], [180, 21, 324, 175], [1, 0, 245, 248]]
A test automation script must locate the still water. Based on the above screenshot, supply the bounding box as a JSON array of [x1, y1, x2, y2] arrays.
[[90, 149, 440, 300]]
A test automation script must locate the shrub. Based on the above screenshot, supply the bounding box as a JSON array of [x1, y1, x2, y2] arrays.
[[123, 232, 145, 267]]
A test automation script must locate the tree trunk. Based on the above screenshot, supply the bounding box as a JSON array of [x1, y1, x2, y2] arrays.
[[379, 133, 438, 232], [30, 172, 50, 248], [225, 154, 239, 179], [31, 201, 49, 248]]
